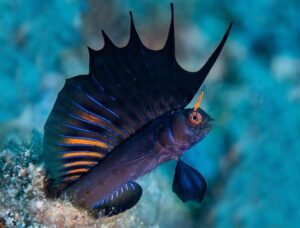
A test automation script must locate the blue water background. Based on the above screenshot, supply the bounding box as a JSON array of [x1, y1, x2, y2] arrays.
[[1, 0, 300, 227]]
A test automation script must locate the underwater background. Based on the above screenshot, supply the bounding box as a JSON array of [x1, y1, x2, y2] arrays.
[[1, 0, 300, 227]]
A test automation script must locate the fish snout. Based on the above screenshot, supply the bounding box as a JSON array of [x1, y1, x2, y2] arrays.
[[203, 116, 214, 131]]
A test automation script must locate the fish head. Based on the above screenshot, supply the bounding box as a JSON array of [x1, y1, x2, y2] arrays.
[[168, 90, 214, 151], [170, 107, 214, 148]]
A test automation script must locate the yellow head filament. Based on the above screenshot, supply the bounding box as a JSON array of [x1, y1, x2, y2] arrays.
[[193, 91, 204, 111]]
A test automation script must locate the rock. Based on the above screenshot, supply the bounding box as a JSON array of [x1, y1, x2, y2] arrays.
[[0, 217, 5, 228]]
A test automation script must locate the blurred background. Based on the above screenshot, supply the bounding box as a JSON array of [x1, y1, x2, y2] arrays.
[[1, 0, 300, 227]]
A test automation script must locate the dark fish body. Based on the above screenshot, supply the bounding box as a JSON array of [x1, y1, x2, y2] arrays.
[[43, 4, 231, 216], [67, 109, 212, 209]]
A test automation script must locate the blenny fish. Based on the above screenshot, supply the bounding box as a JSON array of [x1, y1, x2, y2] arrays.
[[43, 4, 231, 217]]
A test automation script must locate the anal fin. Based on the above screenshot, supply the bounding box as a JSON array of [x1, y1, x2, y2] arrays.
[[91, 181, 143, 217]]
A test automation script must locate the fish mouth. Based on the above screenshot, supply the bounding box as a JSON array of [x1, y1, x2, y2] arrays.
[[199, 117, 214, 137], [192, 117, 214, 143], [204, 117, 214, 131]]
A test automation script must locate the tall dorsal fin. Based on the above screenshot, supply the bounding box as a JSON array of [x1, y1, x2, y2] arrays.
[[43, 4, 232, 197]]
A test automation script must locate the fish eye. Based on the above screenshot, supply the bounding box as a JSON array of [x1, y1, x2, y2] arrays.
[[189, 111, 202, 125]]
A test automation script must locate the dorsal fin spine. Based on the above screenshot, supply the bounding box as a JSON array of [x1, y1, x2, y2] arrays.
[[164, 3, 175, 51], [129, 11, 142, 45], [164, 3, 176, 107], [88, 46, 96, 73], [195, 23, 232, 79], [101, 29, 116, 48]]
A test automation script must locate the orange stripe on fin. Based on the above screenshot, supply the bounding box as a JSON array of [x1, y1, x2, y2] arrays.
[[80, 112, 127, 139], [64, 175, 81, 181], [67, 168, 89, 174], [63, 138, 112, 149], [61, 152, 104, 158], [64, 161, 98, 167]]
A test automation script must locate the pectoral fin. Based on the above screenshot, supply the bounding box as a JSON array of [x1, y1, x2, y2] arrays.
[[172, 159, 207, 203]]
